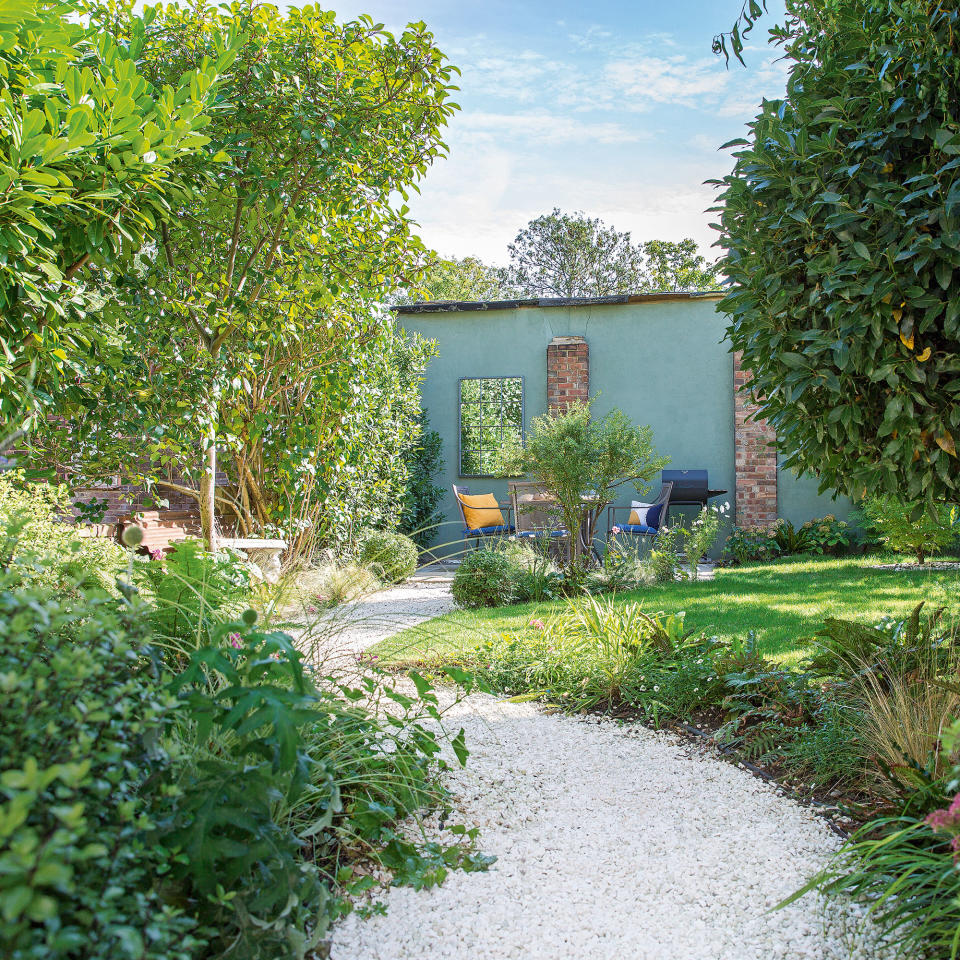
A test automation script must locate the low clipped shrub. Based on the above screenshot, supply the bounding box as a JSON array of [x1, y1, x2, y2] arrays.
[[452, 549, 517, 608], [0, 579, 203, 960], [360, 530, 419, 583]]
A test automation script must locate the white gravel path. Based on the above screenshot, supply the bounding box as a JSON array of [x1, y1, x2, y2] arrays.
[[332, 693, 889, 960], [289, 566, 456, 665]]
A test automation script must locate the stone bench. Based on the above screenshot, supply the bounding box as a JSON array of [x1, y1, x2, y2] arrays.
[[218, 537, 287, 583]]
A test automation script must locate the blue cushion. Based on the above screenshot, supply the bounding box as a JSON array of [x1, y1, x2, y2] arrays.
[[464, 524, 514, 537], [617, 524, 659, 536], [517, 529, 566, 538]]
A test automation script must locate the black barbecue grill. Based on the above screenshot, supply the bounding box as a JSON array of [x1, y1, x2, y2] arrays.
[[661, 470, 727, 509]]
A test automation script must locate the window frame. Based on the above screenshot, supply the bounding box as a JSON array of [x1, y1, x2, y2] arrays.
[[457, 375, 524, 478]]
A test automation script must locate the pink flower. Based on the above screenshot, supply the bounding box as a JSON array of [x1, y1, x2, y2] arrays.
[[528, 618, 545, 630], [228, 632, 242, 649], [925, 793, 960, 860], [150, 548, 165, 561], [611, 526, 621, 535], [307, 605, 317, 614]]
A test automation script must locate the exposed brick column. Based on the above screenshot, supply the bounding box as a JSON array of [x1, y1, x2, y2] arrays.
[[547, 336, 589, 414], [734, 351, 778, 527]]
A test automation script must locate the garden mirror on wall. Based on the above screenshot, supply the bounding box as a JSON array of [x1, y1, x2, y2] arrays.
[[459, 376, 523, 476]]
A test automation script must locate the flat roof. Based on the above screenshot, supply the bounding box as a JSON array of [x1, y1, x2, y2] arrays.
[[394, 290, 725, 315]]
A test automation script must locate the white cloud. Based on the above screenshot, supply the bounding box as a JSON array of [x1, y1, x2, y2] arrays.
[[455, 110, 648, 145], [602, 56, 730, 109]]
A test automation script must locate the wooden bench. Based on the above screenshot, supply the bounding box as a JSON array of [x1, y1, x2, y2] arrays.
[[118, 510, 201, 554]]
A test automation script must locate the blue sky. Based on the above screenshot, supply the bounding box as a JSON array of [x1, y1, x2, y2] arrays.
[[331, 0, 790, 266]]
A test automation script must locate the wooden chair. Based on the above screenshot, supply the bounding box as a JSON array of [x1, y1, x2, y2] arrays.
[[452, 484, 514, 552], [605, 481, 674, 544]]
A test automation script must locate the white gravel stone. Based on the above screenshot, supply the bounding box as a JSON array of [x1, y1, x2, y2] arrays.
[[331, 692, 892, 960]]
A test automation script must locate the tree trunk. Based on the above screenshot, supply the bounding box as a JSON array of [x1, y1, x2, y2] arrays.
[[917, 544, 926, 565], [203, 347, 222, 552]]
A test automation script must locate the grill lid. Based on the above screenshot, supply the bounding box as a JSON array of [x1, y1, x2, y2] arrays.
[[662, 469, 709, 503]]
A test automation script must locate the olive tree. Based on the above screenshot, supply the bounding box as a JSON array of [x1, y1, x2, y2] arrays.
[[506, 400, 669, 576], [714, 0, 960, 512]]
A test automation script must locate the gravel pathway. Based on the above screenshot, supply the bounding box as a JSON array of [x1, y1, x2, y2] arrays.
[[291, 566, 456, 665], [315, 567, 888, 959], [332, 693, 888, 960]]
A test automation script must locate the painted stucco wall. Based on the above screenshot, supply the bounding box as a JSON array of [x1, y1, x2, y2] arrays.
[[399, 297, 852, 555]]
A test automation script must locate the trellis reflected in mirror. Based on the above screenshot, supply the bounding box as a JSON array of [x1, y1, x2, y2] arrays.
[[458, 376, 523, 476]]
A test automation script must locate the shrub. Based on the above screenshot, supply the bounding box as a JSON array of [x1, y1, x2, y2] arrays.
[[798, 514, 852, 555], [360, 530, 419, 583], [452, 549, 517, 608], [722, 525, 781, 564], [0, 579, 203, 960], [0, 471, 126, 592], [860, 495, 958, 564], [683, 503, 727, 580], [496, 540, 563, 602], [133, 538, 252, 654], [398, 411, 445, 547], [477, 594, 697, 717], [644, 522, 689, 583]]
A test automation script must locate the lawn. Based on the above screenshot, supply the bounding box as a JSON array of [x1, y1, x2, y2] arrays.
[[372, 556, 960, 668]]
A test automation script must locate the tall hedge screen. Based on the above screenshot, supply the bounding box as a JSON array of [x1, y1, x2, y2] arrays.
[[715, 0, 960, 506]]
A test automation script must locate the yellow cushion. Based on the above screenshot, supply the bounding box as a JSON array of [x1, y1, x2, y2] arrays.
[[628, 501, 652, 525], [460, 493, 505, 530]]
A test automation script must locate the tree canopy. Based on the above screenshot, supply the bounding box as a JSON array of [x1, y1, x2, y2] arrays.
[[714, 0, 960, 507], [30, 1, 459, 554], [504, 209, 720, 299], [0, 0, 231, 426]]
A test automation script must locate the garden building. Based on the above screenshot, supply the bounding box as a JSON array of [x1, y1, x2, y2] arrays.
[[395, 292, 853, 555]]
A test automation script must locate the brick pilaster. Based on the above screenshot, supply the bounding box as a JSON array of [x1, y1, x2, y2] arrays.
[[547, 336, 589, 414], [734, 351, 778, 527]]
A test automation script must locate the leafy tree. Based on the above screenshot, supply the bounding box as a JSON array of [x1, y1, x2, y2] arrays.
[[0, 0, 233, 428], [639, 239, 721, 291], [714, 0, 960, 509], [396, 256, 514, 304], [0, 0, 230, 427], [505, 399, 669, 575], [505, 209, 718, 298], [53, 1, 458, 549]]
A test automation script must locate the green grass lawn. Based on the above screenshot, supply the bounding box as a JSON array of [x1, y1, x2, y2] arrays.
[[372, 556, 960, 668]]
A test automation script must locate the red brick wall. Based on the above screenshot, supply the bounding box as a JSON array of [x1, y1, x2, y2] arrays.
[[547, 336, 589, 414], [734, 351, 778, 528]]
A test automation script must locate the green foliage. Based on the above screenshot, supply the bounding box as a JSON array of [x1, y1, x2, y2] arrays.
[[36, 0, 457, 553], [477, 594, 696, 717], [722, 526, 782, 564], [497, 541, 564, 602], [452, 549, 518, 609], [785, 817, 960, 958], [398, 411, 445, 547], [0, 0, 230, 425], [0, 471, 125, 591], [715, 0, 960, 507], [794, 514, 852, 555], [683, 503, 727, 578], [0, 579, 203, 960], [359, 531, 419, 584], [506, 398, 669, 574], [396, 256, 515, 304], [645, 522, 689, 584], [861, 495, 958, 564], [133, 539, 252, 654], [504, 208, 720, 298]]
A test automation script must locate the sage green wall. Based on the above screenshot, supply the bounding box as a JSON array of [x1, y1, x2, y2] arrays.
[[401, 297, 852, 556]]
